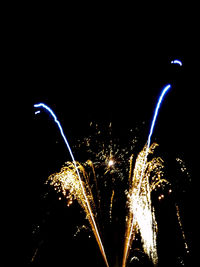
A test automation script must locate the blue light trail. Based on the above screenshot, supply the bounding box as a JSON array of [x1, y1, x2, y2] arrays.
[[147, 84, 171, 149], [34, 103, 76, 163], [171, 59, 183, 66]]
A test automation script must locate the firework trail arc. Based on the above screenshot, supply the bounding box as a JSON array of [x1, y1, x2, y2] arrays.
[[171, 59, 183, 66]]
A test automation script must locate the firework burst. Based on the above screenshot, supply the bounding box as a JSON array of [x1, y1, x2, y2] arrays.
[[48, 160, 110, 267], [123, 143, 166, 266]]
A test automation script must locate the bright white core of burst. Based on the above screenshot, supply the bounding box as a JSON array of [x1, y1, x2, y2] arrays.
[[108, 159, 114, 167]]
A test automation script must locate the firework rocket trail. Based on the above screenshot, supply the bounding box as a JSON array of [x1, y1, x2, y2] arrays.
[[34, 103, 109, 267], [122, 84, 171, 267], [147, 84, 171, 150], [109, 190, 115, 223], [175, 204, 190, 254], [171, 59, 183, 66]]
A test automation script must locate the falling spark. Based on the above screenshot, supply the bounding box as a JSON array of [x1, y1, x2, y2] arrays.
[[74, 225, 89, 238], [175, 204, 190, 254], [34, 103, 109, 267], [109, 190, 115, 223], [176, 158, 191, 179], [128, 154, 134, 187], [122, 84, 171, 267], [31, 248, 39, 263]]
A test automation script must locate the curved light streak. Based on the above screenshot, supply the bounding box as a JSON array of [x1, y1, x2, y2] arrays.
[[34, 103, 77, 163], [171, 59, 183, 66], [147, 84, 171, 149]]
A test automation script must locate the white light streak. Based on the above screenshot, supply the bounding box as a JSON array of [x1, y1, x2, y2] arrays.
[[171, 59, 183, 66]]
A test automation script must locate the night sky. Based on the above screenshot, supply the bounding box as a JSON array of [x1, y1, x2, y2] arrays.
[[4, 19, 193, 267]]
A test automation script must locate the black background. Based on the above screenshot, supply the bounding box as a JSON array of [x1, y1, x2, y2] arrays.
[[3, 10, 193, 267]]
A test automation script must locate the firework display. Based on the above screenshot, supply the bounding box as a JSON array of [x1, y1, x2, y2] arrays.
[[31, 58, 191, 266]]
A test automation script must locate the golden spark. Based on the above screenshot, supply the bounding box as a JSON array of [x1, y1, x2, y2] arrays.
[[48, 161, 109, 267], [122, 143, 166, 267]]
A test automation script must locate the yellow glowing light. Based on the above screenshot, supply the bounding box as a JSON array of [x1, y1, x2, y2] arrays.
[[47, 141, 185, 267], [176, 204, 190, 254], [48, 161, 109, 267], [109, 190, 115, 222], [108, 159, 114, 167], [123, 143, 165, 267]]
